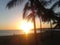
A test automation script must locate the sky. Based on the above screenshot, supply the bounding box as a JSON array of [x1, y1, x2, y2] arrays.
[[0, 0, 59, 30], [0, 0, 24, 30]]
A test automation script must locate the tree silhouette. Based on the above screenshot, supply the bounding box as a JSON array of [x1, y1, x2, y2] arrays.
[[23, 0, 60, 29], [7, 0, 60, 29], [6, 0, 60, 45]]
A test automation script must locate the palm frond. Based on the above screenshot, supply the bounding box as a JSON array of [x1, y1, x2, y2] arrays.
[[58, 0, 60, 7], [18, 0, 25, 4], [23, 2, 31, 18], [7, 0, 17, 9], [51, 0, 60, 10], [6, 0, 24, 9], [26, 13, 33, 20], [26, 13, 34, 22]]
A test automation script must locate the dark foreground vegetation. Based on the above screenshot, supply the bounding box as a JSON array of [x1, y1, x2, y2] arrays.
[[0, 30, 60, 45]]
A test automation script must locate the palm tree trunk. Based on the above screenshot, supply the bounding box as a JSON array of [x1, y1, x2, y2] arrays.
[[50, 20, 53, 39], [50, 20, 52, 30], [39, 18, 42, 45], [40, 18, 42, 32], [33, 15, 37, 45]]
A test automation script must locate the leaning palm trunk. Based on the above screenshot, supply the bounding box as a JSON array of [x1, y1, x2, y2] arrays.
[[32, 10, 37, 45]]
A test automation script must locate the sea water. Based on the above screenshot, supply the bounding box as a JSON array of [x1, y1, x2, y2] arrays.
[[0, 30, 41, 36], [0, 28, 52, 36], [0, 30, 24, 36]]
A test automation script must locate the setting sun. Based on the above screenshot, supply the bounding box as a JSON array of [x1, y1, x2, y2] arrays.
[[18, 20, 34, 34]]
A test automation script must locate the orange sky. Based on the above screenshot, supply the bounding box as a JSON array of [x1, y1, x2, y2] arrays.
[[0, 17, 50, 30]]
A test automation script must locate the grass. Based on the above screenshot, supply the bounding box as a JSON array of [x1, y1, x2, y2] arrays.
[[0, 30, 60, 45]]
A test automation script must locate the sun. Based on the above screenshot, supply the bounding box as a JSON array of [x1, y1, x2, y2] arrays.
[[18, 20, 33, 34]]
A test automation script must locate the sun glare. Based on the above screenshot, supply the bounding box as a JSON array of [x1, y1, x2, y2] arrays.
[[18, 20, 33, 34]]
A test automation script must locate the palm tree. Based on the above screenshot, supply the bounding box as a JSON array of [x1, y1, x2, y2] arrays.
[[39, 0, 60, 29], [7, 0, 60, 30], [7, 0, 38, 45], [6, 0, 60, 40], [29, 0, 60, 29], [6, 0, 60, 45]]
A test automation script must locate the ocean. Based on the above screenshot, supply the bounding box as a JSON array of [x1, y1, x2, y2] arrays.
[[0, 28, 59, 36], [0, 30, 41, 36], [0, 30, 24, 36]]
